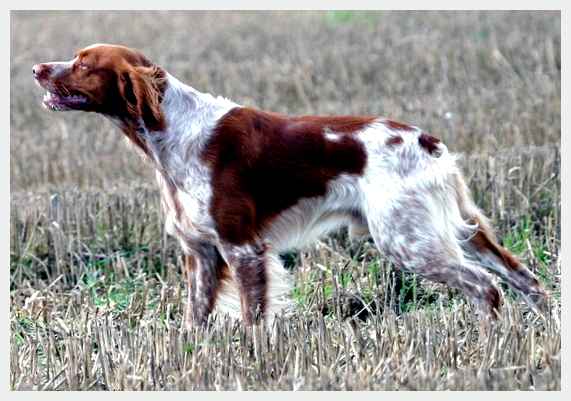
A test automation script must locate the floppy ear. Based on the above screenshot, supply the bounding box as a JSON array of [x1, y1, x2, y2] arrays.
[[119, 66, 166, 132]]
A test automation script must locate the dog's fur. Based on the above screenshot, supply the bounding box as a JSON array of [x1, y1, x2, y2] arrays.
[[33, 44, 547, 325]]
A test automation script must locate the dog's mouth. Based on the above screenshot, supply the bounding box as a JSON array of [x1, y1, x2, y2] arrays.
[[36, 80, 90, 111], [42, 90, 90, 111]]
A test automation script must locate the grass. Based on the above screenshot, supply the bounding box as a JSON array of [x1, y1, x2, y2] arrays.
[[10, 11, 560, 390], [9, 146, 561, 390]]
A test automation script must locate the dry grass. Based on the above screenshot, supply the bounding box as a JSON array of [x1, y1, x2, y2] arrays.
[[10, 11, 560, 390], [9, 301, 561, 390], [10, 147, 561, 390]]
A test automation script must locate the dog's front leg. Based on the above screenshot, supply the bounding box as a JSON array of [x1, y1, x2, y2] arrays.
[[183, 242, 227, 328], [220, 242, 268, 325]]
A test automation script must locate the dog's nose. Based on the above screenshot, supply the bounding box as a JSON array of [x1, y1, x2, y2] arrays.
[[33, 64, 50, 80]]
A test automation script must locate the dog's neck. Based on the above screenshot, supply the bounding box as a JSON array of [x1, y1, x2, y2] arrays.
[[151, 73, 238, 153], [115, 72, 238, 187]]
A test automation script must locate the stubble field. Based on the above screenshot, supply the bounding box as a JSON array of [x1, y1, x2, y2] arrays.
[[10, 11, 560, 390]]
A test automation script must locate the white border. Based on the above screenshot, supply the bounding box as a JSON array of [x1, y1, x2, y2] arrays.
[[4, 1, 568, 10]]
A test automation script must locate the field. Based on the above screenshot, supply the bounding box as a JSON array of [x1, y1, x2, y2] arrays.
[[10, 11, 561, 390]]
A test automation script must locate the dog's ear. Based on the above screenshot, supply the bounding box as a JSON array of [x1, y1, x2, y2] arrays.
[[119, 65, 166, 131]]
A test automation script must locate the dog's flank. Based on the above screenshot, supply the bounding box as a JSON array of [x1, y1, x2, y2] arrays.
[[33, 44, 547, 326]]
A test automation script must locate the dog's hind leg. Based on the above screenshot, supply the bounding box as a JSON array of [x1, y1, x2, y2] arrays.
[[363, 183, 503, 318]]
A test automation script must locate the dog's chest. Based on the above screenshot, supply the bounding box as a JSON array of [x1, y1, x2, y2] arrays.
[[155, 168, 216, 247]]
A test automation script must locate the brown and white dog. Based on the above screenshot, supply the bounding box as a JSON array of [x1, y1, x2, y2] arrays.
[[33, 44, 546, 326]]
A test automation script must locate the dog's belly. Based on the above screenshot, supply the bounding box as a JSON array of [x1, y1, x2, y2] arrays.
[[261, 199, 366, 252]]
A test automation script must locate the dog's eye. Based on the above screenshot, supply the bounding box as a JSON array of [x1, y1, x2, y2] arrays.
[[77, 62, 89, 70]]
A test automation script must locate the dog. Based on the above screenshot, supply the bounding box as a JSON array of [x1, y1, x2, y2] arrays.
[[33, 44, 547, 326]]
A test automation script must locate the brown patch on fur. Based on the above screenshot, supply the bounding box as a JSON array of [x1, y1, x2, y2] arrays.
[[385, 135, 404, 146], [208, 250, 232, 315], [234, 252, 268, 324], [184, 254, 195, 275], [202, 107, 373, 245], [118, 63, 167, 133], [471, 224, 542, 291], [382, 119, 416, 132], [469, 218, 521, 271], [418, 133, 441, 156], [486, 286, 502, 318], [183, 254, 195, 326], [287, 114, 377, 133], [116, 64, 167, 155]]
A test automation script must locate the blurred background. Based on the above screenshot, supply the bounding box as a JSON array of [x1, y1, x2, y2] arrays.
[[11, 11, 560, 192]]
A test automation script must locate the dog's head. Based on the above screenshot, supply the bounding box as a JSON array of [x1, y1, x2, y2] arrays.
[[33, 44, 166, 131]]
